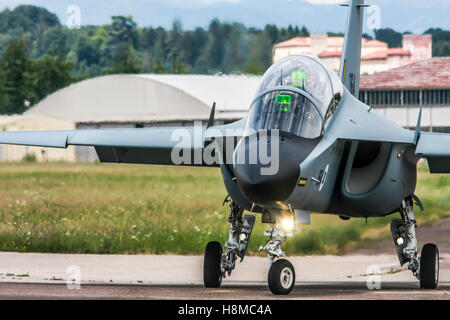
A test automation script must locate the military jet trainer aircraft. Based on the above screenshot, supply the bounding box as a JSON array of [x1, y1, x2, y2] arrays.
[[0, 0, 448, 295]]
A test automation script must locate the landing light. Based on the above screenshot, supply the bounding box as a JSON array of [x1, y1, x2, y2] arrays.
[[281, 216, 295, 233], [396, 237, 404, 246], [239, 233, 247, 242]]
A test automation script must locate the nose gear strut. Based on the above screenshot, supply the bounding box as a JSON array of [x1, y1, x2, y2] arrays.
[[258, 225, 289, 264]]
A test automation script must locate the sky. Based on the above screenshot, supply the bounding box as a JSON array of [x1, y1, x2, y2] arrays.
[[0, 0, 449, 35]]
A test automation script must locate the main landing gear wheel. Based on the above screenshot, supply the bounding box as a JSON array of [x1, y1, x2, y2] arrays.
[[203, 241, 223, 288], [419, 243, 439, 289], [268, 259, 295, 295]]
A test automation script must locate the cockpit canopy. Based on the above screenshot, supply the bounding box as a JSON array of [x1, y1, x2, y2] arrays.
[[245, 55, 343, 139]]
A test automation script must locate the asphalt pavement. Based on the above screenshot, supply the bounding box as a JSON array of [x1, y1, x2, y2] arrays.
[[0, 252, 448, 299]]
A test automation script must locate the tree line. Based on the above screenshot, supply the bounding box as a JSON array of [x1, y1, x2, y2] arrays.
[[0, 5, 449, 115], [375, 28, 450, 56]]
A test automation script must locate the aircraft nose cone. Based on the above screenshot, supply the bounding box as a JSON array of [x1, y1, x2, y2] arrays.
[[233, 132, 308, 206], [234, 163, 296, 206]]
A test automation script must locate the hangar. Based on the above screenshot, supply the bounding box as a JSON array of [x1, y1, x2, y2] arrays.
[[26, 74, 261, 127]]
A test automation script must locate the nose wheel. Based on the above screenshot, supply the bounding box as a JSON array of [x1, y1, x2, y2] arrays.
[[268, 259, 295, 295]]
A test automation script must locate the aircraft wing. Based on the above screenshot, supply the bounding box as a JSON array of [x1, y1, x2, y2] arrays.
[[415, 132, 450, 173], [0, 122, 244, 166]]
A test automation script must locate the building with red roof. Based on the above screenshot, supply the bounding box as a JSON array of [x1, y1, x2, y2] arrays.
[[360, 57, 450, 90], [359, 58, 450, 132]]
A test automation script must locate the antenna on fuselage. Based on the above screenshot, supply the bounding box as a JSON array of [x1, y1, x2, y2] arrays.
[[207, 102, 216, 129], [338, 0, 368, 98]]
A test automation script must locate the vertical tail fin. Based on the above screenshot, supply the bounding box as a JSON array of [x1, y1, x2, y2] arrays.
[[338, 0, 366, 97]]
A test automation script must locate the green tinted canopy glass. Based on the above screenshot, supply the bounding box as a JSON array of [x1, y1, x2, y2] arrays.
[[276, 94, 291, 105], [275, 94, 292, 112]]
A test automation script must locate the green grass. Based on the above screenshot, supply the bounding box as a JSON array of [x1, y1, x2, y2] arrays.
[[0, 162, 448, 255]]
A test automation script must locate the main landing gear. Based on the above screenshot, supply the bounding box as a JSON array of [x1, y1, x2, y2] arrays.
[[390, 196, 439, 289], [203, 199, 255, 288], [203, 199, 296, 295]]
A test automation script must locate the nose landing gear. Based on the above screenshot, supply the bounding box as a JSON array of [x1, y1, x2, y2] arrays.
[[203, 200, 296, 295], [259, 223, 296, 295]]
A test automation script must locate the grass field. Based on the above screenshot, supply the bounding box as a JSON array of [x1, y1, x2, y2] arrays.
[[0, 162, 448, 255]]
